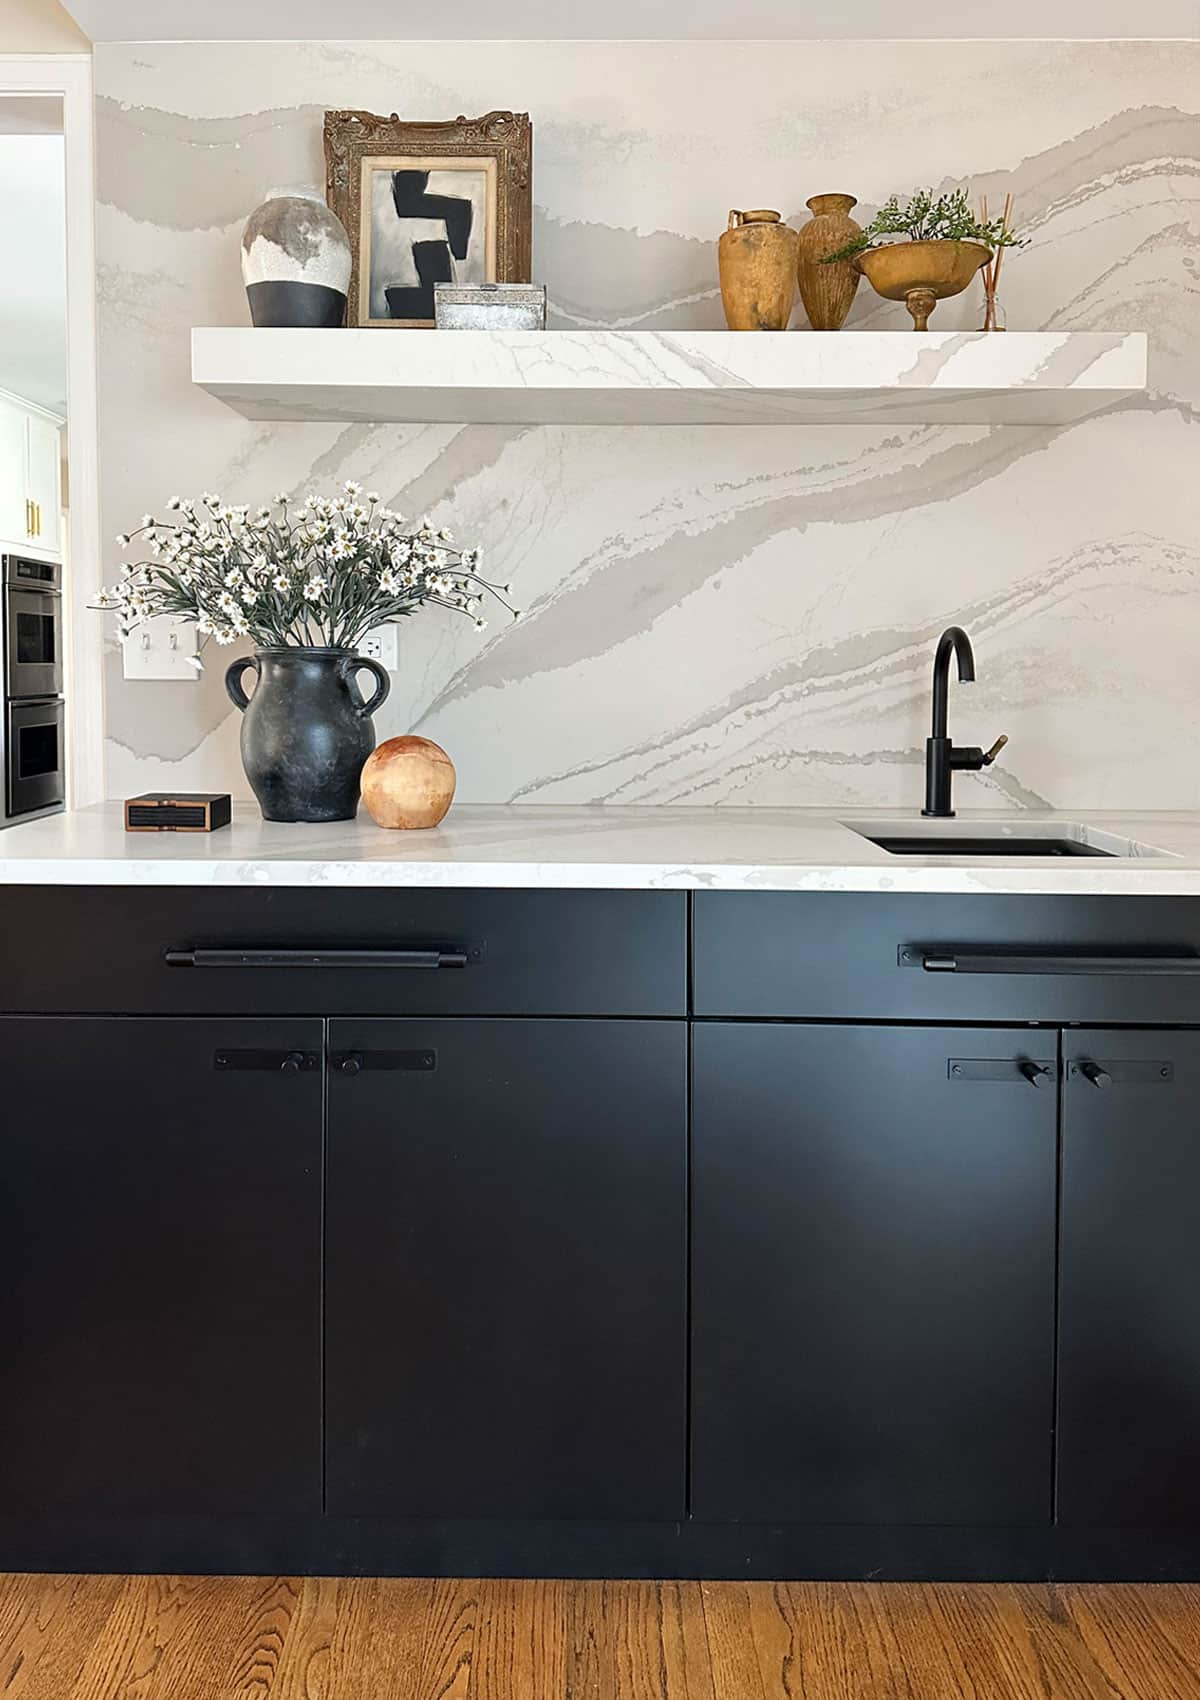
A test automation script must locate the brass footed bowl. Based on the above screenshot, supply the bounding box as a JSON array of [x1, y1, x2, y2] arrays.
[[856, 239, 992, 330]]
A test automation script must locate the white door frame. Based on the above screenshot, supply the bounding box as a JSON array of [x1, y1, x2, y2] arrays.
[[0, 52, 102, 808]]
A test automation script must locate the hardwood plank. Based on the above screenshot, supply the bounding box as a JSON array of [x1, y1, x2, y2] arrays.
[[0, 1573, 122, 1700], [912, 1583, 1051, 1700], [221, 1576, 303, 1699], [1014, 1584, 1133, 1700], [744, 1581, 803, 1700], [412, 1577, 476, 1700], [1060, 1584, 1200, 1700], [1137, 1583, 1200, 1678], [467, 1578, 567, 1700], [607, 1581, 673, 1700], [64, 1574, 222, 1700], [134, 1577, 267, 1700], [836, 1582, 924, 1700], [263, 1576, 339, 1700], [659, 1581, 716, 1700], [881, 1583, 1018, 1700], [567, 1580, 684, 1700], [565, 1577, 607, 1699], [700, 1583, 767, 1700], [749, 1582, 843, 1700], [331, 1576, 431, 1700], [0, 1573, 77, 1693]]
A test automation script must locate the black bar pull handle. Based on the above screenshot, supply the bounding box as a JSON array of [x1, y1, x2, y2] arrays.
[[167, 946, 473, 970], [901, 947, 1200, 977]]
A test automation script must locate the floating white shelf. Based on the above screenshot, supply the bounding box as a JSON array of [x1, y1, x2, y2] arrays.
[[192, 328, 1148, 427]]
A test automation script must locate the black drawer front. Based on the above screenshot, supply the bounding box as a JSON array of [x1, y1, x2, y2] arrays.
[[0, 887, 686, 1016], [693, 893, 1200, 1024]]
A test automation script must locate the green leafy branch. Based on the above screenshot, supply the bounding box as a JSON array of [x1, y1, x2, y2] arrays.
[[821, 188, 1028, 264]]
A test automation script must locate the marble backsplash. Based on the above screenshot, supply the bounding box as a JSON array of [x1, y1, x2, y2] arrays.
[[93, 39, 1200, 810]]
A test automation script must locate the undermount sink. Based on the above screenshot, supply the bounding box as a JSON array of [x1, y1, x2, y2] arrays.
[[844, 820, 1171, 860]]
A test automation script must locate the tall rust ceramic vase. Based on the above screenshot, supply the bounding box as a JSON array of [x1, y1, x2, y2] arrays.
[[795, 193, 862, 331], [718, 209, 798, 330]]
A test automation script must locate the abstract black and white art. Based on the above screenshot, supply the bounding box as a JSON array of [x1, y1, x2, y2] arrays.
[[361, 155, 497, 327], [325, 112, 533, 331]]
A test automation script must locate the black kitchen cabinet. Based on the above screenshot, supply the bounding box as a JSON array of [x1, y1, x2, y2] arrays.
[[0, 1017, 322, 1517], [1059, 1030, 1200, 1525], [692, 1022, 1057, 1525], [325, 1017, 687, 1520]]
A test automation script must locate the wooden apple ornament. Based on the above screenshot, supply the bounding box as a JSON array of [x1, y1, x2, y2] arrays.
[[361, 735, 456, 829]]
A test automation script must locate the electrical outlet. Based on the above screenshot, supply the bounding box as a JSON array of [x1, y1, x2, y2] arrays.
[[361, 624, 399, 670], [121, 616, 198, 681]]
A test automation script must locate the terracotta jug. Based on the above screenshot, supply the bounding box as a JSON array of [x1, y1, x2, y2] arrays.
[[718, 209, 798, 330], [796, 193, 863, 331]]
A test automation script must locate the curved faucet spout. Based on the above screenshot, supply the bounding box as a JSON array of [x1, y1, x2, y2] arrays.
[[930, 625, 975, 738], [922, 623, 1006, 817]]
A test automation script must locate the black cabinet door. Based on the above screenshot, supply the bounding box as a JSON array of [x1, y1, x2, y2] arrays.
[[692, 1023, 1057, 1525], [1059, 1030, 1200, 1525], [0, 1017, 322, 1517], [325, 1018, 687, 1519]]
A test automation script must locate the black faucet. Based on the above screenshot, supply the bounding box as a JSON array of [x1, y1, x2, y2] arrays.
[[922, 626, 1008, 818]]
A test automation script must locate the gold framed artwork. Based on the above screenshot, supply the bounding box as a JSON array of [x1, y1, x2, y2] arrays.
[[323, 110, 533, 328]]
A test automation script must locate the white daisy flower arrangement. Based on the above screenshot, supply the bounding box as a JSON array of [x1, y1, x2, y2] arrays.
[[95, 485, 518, 662]]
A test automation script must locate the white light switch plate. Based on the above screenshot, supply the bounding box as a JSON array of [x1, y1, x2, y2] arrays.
[[122, 616, 198, 681], [361, 624, 399, 670]]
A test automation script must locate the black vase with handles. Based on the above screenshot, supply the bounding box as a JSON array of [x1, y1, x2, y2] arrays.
[[225, 647, 390, 823]]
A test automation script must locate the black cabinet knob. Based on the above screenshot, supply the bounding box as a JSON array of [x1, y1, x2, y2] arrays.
[[280, 1051, 305, 1074], [340, 1054, 363, 1076], [1020, 1061, 1054, 1088], [1080, 1061, 1113, 1089]]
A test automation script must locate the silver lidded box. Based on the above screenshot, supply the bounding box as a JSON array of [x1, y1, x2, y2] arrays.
[[434, 283, 547, 330]]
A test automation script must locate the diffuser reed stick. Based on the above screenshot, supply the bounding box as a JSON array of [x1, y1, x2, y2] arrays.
[[978, 193, 1014, 330]]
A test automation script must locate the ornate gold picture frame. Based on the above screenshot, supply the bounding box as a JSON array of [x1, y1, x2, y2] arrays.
[[324, 110, 533, 328]]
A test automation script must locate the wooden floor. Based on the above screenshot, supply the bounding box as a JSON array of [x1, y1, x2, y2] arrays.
[[3, 1573, 1200, 1699]]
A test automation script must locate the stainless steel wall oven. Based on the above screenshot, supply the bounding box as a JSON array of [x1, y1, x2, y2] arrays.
[[2, 554, 64, 824]]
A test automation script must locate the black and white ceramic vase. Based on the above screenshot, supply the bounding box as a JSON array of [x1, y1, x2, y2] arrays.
[[241, 187, 352, 328], [225, 648, 390, 823]]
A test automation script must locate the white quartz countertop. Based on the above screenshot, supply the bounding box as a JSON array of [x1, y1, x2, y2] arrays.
[[6, 803, 1200, 894]]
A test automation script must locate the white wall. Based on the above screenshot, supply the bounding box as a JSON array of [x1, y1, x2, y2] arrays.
[[0, 124, 66, 414]]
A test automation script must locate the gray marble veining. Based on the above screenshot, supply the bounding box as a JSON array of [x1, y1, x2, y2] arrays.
[[92, 40, 1200, 812]]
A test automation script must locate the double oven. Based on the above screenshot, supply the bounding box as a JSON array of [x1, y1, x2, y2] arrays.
[[2, 553, 65, 824]]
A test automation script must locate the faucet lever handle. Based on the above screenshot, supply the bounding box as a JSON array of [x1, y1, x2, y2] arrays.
[[983, 734, 1009, 766]]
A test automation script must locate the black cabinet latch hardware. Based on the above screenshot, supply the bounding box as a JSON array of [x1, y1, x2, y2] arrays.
[[948, 1058, 1056, 1086], [335, 1050, 437, 1075], [1069, 1059, 1173, 1087], [214, 1049, 320, 1072]]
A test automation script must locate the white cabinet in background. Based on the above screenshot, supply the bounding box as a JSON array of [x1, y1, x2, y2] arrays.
[[25, 413, 60, 555], [0, 398, 27, 546], [0, 391, 62, 555]]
